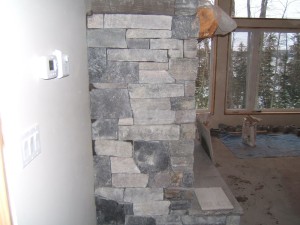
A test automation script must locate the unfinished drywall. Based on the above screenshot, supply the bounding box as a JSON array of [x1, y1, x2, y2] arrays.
[[0, 1, 96, 225]]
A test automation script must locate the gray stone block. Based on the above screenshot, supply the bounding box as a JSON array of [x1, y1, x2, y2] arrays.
[[95, 140, 132, 157], [171, 97, 195, 110], [151, 172, 172, 188], [172, 16, 200, 39], [107, 49, 168, 62], [125, 216, 156, 225], [154, 215, 181, 225], [180, 124, 196, 140], [133, 201, 171, 216], [150, 39, 183, 50], [133, 110, 175, 125], [111, 157, 141, 173], [124, 188, 164, 203], [171, 157, 194, 168], [112, 174, 149, 188], [92, 119, 118, 140], [131, 98, 171, 111], [96, 197, 133, 225], [184, 81, 196, 97], [128, 84, 184, 98], [184, 40, 198, 58], [90, 89, 132, 119], [181, 215, 227, 225], [92, 83, 128, 89], [134, 141, 170, 173], [94, 156, 112, 187], [169, 59, 198, 81], [175, 110, 196, 123], [169, 140, 194, 156], [87, 14, 104, 28], [87, 29, 127, 48], [90, 61, 139, 84], [168, 49, 184, 58], [95, 187, 124, 202], [139, 62, 169, 70], [119, 118, 134, 126], [127, 38, 150, 49], [170, 200, 191, 210], [127, 29, 172, 39], [182, 171, 194, 187], [226, 215, 240, 225], [139, 70, 175, 84], [104, 14, 172, 30], [175, 0, 200, 16], [88, 48, 106, 82], [119, 125, 180, 141]]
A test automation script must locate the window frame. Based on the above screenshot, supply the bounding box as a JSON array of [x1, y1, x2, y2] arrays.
[[220, 0, 300, 115]]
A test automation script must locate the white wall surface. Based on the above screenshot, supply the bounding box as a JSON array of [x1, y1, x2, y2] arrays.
[[0, 0, 96, 225]]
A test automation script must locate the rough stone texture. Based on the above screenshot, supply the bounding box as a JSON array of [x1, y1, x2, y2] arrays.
[[127, 38, 150, 49], [181, 215, 227, 225], [170, 200, 191, 210], [104, 14, 172, 30], [127, 29, 172, 39], [169, 59, 198, 81], [95, 197, 133, 225], [182, 171, 194, 187], [92, 83, 128, 89], [172, 16, 200, 39], [128, 84, 184, 98], [134, 141, 170, 173], [119, 118, 134, 126], [95, 187, 124, 202], [112, 174, 149, 187], [108, 49, 168, 62], [87, 29, 127, 48], [175, 110, 196, 124], [171, 172, 183, 186], [125, 216, 156, 225], [133, 110, 175, 125], [131, 98, 171, 111], [169, 140, 194, 156], [111, 157, 141, 173], [184, 39, 198, 58], [139, 62, 169, 70], [164, 188, 194, 200], [139, 70, 175, 84], [88, 48, 106, 81], [168, 49, 184, 58], [180, 124, 196, 140], [133, 201, 171, 216], [150, 39, 183, 50], [87, 14, 104, 28], [154, 215, 182, 225], [92, 119, 118, 140], [94, 156, 112, 187], [89, 60, 139, 84], [171, 97, 195, 110], [95, 140, 132, 157], [175, 0, 201, 16], [124, 188, 164, 203], [185, 81, 196, 97], [171, 157, 194, 168], [151, 172, 172, 188], [119, 125, 180, 141], [226, 215, 240, 225], [90, 89, 132, 119]]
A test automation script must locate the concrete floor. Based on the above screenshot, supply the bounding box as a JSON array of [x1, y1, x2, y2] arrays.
[[212, 137, 300, 225]]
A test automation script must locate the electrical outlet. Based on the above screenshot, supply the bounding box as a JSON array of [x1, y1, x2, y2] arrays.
[[21, 124, 41, 168]]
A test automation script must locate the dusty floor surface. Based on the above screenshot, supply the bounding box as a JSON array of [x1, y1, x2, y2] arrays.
[[212, 137, 300, 225]]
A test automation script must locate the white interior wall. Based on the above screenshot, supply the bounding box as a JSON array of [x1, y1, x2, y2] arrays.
[[0, 1, 96, 225]]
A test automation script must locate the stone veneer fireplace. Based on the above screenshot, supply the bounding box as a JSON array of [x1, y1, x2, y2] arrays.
[[87, 1, 240, 225]]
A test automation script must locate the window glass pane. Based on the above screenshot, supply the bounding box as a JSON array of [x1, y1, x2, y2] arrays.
[[233, 0, 300, 19], [196, 39, 212, 110], [258, 32, 300, 109], [226, 32, 249, 109]]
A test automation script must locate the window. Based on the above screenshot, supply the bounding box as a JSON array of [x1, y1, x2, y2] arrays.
[[225, 0, 300, 113]]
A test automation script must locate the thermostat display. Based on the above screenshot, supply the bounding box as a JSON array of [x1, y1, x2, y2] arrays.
[[40, 55, 58, 79]]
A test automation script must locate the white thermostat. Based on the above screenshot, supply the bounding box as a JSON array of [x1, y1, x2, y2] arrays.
[[53, 50, 70, 78], [40, 55, 58, 79]]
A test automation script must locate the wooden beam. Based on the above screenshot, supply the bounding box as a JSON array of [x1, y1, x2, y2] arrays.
[[91, 0, 175, 16]]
